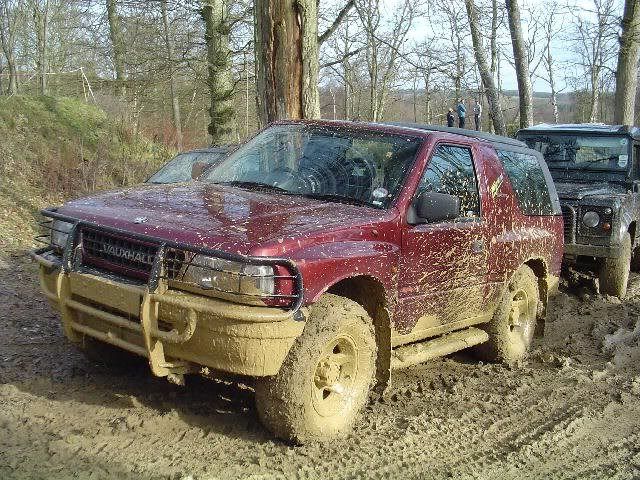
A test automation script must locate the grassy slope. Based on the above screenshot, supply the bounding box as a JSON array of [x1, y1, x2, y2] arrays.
[[0, 96, 172, 251]]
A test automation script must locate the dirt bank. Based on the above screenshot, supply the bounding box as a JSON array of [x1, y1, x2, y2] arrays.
[[1, 254, 639, 480]]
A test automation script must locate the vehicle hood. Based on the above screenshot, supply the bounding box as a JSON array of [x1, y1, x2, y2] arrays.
[[57, 183, 393, 256], [554, 182, 627, 202]]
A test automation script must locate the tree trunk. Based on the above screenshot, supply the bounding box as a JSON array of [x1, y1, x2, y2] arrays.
[[506, 0, 533, 128], [106, 0, 126, 98], [614, 0, 640, 125], [6, 53, 18, 94], [545, 42, 559, 123], [490, 0, 500, 108], [33, 0, 49, 95], [201, 0, 235, 144], [161, 0, 183, 150], [465, 0, 506, 135], [254, 0, 320, 125], [0, 0, 21, 95], [589, 74, 600, 123]]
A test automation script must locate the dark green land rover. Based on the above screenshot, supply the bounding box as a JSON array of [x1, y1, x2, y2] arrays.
[[517, 124, 640, 298]]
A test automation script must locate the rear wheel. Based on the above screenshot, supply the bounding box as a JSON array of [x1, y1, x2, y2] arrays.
[[474, 265, 539, 365], [599, 232, 631, 298], [254, 294, 376, 444]]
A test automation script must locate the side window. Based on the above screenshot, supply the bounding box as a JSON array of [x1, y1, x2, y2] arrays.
[[497, 150, 554, 216], [418, 145, 480, 218]]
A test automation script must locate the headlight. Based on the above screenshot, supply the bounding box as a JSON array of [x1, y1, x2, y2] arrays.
[[182, 255, 275, 296], [51, 220, 74, 249], [582, 211, 600, 228]]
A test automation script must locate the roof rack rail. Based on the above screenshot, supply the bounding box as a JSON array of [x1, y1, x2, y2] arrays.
[[384, 122, 527, 148]]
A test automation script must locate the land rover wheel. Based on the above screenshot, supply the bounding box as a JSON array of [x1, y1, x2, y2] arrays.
[[78, 335, 139, 370], [599, 232, 631, 298], [254, 294, 376, 444], [474, 265, 539, 365]]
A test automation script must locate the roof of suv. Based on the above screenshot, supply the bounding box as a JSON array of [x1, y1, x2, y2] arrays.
[[384, 122, 528, 149], [518, 123, 640, 139]]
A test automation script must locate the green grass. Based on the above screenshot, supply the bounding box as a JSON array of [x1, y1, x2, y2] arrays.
[[0, 96, 173, 252]]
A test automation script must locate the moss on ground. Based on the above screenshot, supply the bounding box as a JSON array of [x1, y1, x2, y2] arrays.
[[0, 96, 173, 251]]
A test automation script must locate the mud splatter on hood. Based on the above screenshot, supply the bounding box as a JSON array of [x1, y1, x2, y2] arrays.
[[57, 182, 392, 255], [554, 182, 627, 201]]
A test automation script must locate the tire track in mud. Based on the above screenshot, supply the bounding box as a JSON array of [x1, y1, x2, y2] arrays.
[[2, 256, 640, 480]]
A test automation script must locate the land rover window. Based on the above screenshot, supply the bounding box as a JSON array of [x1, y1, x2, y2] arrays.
[[522, 135, 631, 172], [418, 145, 480, 218], [497, 150, 555, 216]]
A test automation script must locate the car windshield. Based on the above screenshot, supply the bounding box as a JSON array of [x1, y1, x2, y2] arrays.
[[202, 124, 422, 208], [148, 150, 226, 184], [520, 134, 631, 173]]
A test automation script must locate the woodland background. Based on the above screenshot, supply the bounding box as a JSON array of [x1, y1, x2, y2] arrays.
[[1, 0, 640, 150]]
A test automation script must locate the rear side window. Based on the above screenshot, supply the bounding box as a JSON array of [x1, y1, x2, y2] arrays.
[[497, 150, 555, 216]]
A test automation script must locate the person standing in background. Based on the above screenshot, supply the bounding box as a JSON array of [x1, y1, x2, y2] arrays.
[[473, 100, 482, 131], [446, 108, 455, 127], [457, 99, 466, 128]]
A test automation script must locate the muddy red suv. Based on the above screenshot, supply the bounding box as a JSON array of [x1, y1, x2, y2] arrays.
[[32, 121, 563, 443]]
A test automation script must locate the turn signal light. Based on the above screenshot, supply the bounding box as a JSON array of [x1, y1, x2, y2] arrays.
[[602, 222, 611, 231]]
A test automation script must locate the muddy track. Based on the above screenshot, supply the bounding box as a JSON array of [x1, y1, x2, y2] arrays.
[[1, 254, 639, 480]]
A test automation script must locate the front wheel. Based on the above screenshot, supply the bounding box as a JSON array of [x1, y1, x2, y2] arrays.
[[599, 232, 631, 298], [254, 294, 376, 444], [474, 265, 539, 365]]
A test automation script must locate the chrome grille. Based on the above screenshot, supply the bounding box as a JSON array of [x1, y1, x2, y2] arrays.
[[560, 204, 576, 243], [82, 229, 158, 278]]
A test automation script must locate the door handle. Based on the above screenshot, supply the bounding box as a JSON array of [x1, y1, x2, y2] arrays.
[[471, 240, 484, 254]]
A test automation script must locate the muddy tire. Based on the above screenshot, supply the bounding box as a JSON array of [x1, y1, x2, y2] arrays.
[[254, 294, 376, 444], [599, 232, 631, 298], [78, 335, 139, 371], [474, 265, 539, 365]]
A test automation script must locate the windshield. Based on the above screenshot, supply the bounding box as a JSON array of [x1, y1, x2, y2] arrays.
[[203, 124, 422, 208], [520, 134, 631, 174], [148, 150, 226, 184]]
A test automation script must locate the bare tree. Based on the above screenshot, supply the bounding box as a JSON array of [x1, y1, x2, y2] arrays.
[[0, 0, 25, 95], [537, 3, 564, 123], [465, 0, 506, 134], [30, 0, 50, 95], [106, 0, 126, 98], [614, 0, 640, 125], [570, 0, 619, 123], [505, 0, 533, 128], [160, 0, 183, 149], [356, 0, 416, 121]]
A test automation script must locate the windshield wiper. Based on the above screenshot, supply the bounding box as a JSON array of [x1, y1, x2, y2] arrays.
[[301, 192, 373, 207], [217, 181, 292, 193]]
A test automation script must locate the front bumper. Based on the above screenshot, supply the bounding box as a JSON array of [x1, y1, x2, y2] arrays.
[[33, 249, 305, 378], [563, 243, 622, 259]]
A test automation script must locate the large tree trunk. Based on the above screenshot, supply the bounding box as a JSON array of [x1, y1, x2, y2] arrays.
[[614, 0, 640, 125], [201, 0, 235, 144], [506, 0, 533, 128], [161, 0, 183, 150], [465, 0, 506, 135], [106, 0, 126, 98], [254, 0, 320, 125]]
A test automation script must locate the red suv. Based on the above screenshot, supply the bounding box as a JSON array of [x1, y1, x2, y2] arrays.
[[32, 121, 563, 443]]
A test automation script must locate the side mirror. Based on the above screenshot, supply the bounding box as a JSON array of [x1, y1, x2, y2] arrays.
[[191, 161, 209, 180], [414, 191, 460, 223]]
